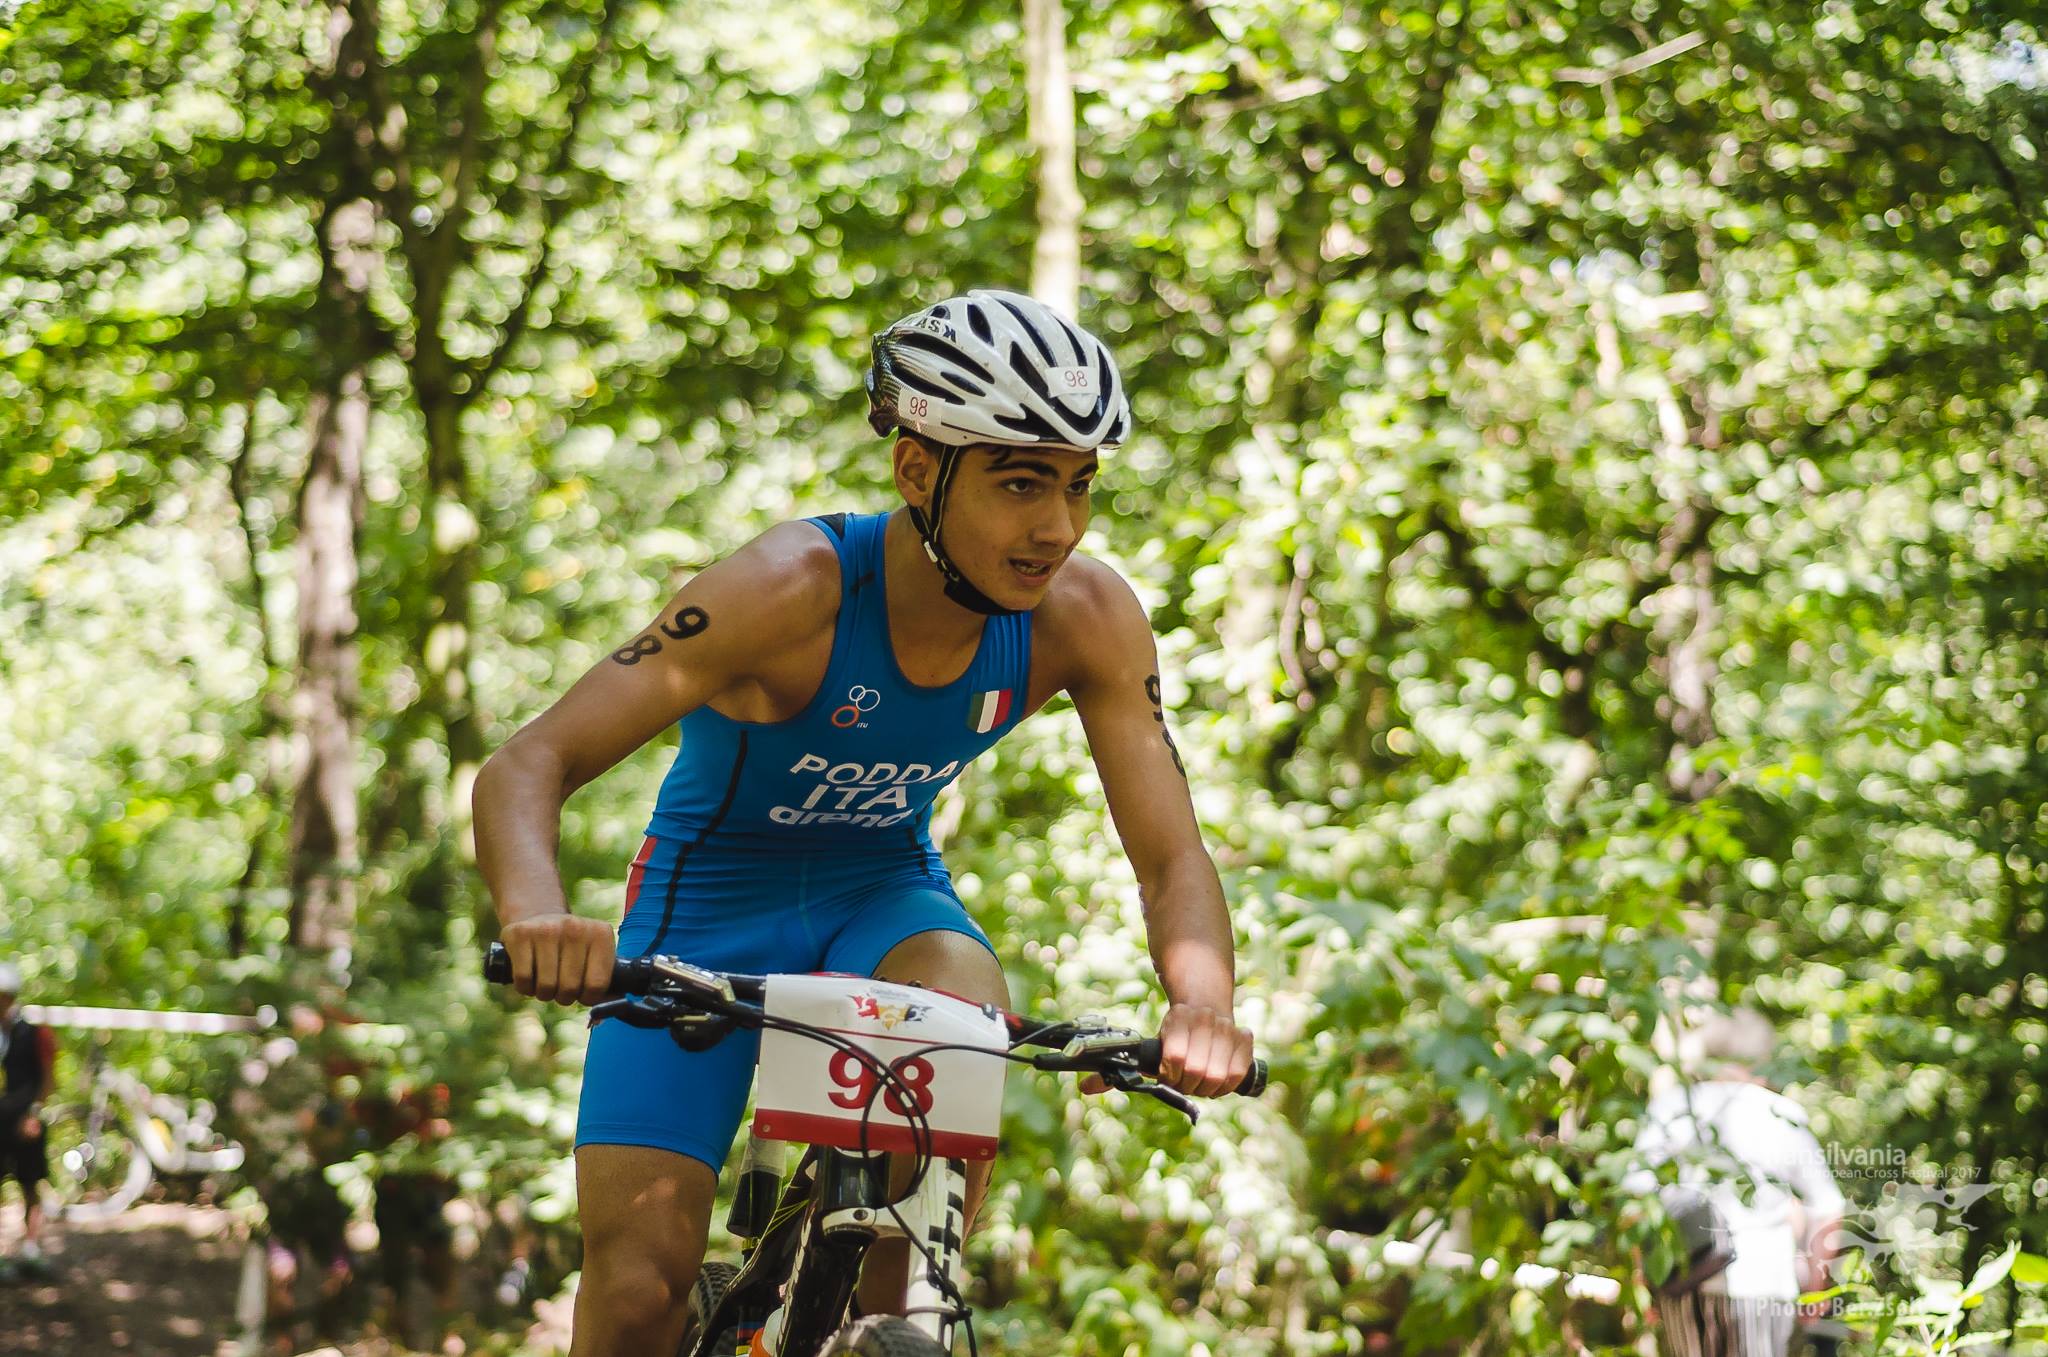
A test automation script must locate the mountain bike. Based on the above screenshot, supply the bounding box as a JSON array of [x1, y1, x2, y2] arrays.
[[483, 942, 1267, 1356], [44, 1040, 247, 1222]]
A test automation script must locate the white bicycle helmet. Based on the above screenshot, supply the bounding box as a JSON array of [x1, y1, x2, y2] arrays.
[[865, 291, 1131, 615], [865, 289, 1132, 450]]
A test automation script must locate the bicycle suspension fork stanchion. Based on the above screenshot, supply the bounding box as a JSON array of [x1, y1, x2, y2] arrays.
[[899, 1155, 971, 1349], [751, 1148, 971, 1355]]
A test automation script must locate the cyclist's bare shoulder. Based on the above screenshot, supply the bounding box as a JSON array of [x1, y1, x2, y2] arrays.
[[701, 519, 843, 645], [1031, 553, 1153, 699], [615, 520, 840, 684], [497, 522, 840, 778]]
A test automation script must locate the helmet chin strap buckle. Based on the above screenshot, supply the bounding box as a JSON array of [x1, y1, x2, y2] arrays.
[[905, 439, 1030, 618]]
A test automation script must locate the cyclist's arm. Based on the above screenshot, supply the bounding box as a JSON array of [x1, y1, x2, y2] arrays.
[[1056, 560, 1251, 1098], [474, 521, 839, 1002]]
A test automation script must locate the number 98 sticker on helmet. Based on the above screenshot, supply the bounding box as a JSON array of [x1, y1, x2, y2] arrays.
[[830, 685, 882, 729]]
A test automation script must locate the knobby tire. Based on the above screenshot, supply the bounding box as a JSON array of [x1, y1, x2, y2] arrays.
[[678, 1259, 742, 1357], [820, 1315, 949, 1356]]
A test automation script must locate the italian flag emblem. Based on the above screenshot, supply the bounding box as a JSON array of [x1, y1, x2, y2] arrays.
[[967, 688, 1012, 734]]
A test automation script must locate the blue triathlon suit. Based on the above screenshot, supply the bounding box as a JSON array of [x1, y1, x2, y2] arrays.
[[577, 510, 1031, 1171]]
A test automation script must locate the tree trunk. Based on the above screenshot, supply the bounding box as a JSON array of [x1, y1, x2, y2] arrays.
[[226, 399, 290, 959], [288, 0, 380, 965], [288, 327, 367, 961], [1023, 0, 1081, 316], [1655, 542, 1721, 800], [422, 391, 485, 857]]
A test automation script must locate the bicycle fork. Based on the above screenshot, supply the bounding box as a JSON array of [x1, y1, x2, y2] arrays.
[[755, 1144, 971, 1356]]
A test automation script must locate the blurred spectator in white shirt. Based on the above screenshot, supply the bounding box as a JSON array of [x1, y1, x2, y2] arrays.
[[1629, 1008, 1847, 1357]]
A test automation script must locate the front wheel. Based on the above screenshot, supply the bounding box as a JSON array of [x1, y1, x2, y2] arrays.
[[821, 1316, 949, 1356], [676, 1259, 741, 1357]]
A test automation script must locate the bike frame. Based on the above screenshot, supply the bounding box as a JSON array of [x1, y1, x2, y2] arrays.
[[692, 1140, 971, 1356]]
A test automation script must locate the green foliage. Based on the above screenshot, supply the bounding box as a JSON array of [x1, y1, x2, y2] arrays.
[[1806, 1245, 2048, 1356], [3, 0, 2046, 1352]]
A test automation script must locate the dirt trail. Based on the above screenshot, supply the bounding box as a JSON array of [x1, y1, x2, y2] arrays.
[[2, 1201, 578, 1357], [0, 1203, 248, 1356]]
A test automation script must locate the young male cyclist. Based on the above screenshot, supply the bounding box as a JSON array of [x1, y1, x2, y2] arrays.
[[476, 290, 1255, 1357]]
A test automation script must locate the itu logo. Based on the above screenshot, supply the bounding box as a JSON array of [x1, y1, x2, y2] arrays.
[[831, 685, 881, 729]]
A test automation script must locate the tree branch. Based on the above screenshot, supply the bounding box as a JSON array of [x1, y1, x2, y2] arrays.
[[1426, 503, 1582, 680], [1350, 4, 1469, 303], [346, 0, 428, 271], [426, 0, 508, 289], [1181, 0, 1269, 107], [1555, 31, 1705, 85]]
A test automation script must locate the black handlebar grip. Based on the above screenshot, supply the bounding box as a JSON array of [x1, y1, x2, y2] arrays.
[[485, 942, 653, 997], [1134, 1039, 1269, 1097]]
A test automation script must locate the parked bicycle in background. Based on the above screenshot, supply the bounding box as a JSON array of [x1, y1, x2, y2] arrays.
[[44, 1038, 247, 1223]]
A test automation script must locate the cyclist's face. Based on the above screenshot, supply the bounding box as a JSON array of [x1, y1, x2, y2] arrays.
[[942, 446, 1097, 607]]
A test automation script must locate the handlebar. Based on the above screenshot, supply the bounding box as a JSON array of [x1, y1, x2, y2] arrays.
[[484, 942, 1267, 1099]]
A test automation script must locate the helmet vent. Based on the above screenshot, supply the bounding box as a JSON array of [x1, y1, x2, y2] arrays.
[[1052, 315, 1088, 365], [994, 296, 1059, 365], [889, 330, 996, 382], [895, 365, 960, 400]]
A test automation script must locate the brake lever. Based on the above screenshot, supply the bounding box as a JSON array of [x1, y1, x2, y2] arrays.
[[1101, 1066, 1201, 1124], [591, 997, 680, 1030]]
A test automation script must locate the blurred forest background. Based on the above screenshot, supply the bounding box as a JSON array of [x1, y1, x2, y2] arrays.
[[2, 0, 2046, 1353]]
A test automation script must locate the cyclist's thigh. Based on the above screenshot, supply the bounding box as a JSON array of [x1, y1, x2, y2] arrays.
[[578, 1016, 759, 1171], [818, 873, 1006, 1008], [580, 837, 809, 1172], [574, 1144, 717, 1291], [871, 925, 1008, 1009]]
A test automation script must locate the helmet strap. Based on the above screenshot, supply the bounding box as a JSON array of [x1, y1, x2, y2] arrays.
[[905, 440, 1026, 618]]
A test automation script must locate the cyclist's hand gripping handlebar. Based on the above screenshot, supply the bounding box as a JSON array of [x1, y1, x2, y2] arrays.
[[1024, 1028, 1269, 1101], [484, 941, 755, 1003]]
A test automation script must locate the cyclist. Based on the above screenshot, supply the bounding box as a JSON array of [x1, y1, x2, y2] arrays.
[[476, 290, 1255, 1357], [0, 960, 55, 1280]]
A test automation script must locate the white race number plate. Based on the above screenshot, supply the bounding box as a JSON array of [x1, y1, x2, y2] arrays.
[[752, 974, 1009, 1160]]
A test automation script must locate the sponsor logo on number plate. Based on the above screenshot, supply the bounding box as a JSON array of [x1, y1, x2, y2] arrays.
[[853, 992, 928, 1029]]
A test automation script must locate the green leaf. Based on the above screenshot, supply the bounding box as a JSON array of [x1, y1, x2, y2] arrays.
[[1798, 1285, 1851, 1305], [1962, 1243, 2020, 1304]]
